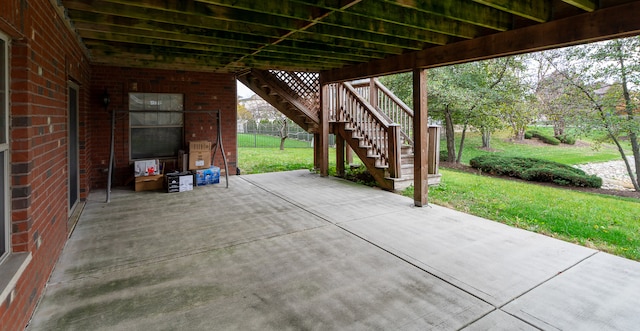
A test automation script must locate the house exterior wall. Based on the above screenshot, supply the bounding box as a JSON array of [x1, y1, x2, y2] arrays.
[[90, 66, 237, 189], [0, 2, 238, 330], [0, 0, 92, 330]]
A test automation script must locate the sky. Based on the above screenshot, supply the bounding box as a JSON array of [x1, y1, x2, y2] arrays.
[[237, 80, 253, 98]]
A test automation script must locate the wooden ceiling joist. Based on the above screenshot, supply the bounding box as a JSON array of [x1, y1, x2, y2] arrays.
[[57, 0, 640, 75], [321, 1, 640, 82], [473, 0, 550, 22]]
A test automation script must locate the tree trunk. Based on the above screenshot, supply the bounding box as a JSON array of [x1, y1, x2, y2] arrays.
[[279, 119, 288, 150], [514, 128, 525, 140], [553, 117, 565, 136], [456, 122, 467, 163], [615, 40, 640, 191], [444, 105, 456, 162], [481, 129, 491, 149]]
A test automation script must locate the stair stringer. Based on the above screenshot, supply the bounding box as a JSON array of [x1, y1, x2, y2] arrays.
[[334, 122, 394, 191]]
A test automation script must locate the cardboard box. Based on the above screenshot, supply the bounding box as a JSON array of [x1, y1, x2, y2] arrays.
[[135, 174, 164, 192], [166, 172, 194, 193], [189, 140, 211, 152], [188, 151, 211, 170], [195, 166, 220, 186], [134, 159, 159, 177]]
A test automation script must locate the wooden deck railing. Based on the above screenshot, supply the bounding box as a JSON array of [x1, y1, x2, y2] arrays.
[[351, 79, 414, 146], [328, 82, 401, 177]]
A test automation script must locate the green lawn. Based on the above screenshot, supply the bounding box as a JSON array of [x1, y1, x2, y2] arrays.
[[238, 147, 336, 174], [450, 130, 627, 165], [238, 133, 312, 148], [404, 169, 640, 261]]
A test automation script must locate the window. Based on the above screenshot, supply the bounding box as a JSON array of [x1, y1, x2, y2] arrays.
[[1, 33, 9, 260], [129, 93, 183, 160]]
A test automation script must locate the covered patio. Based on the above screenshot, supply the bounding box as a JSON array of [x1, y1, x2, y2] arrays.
[[27, 171, 640, 330]]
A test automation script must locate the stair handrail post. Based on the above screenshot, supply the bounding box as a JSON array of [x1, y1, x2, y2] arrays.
[[369, 78, 378, 111], [388, 124, 401, 178]]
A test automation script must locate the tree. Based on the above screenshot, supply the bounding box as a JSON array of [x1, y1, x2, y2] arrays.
[[381, 57, 523, 162], [240, 95, 290, 150], [237, 102, 253, 121], [544, 37, 640, 190]]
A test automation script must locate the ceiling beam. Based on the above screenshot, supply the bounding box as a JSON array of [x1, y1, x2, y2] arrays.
[[76, 25, 379, 62], [71, 14, 396, 59], [84, 41, 351, 68], [380, 0, 511, 31], [336, 2, 484, 38], [473, 0, 550, 22], [321, 1, 640, 83], [87, 46, 340, 72], [561, 0, 597, 12], [66, 0, 420, 58]]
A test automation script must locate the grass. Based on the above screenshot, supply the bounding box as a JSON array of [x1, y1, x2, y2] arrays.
[[238, 133, 311, 148], [403, 169, 640, 261], [238, 147, 337, 174], [450, 130, 627, 165]]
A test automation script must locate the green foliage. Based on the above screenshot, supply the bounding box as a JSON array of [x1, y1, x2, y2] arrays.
[[526, 130, 561, 145], [404, 169, 640, 261], [439, 150, 449, 162], [555, 134, 577, 145], [469, 155, 602, 187], [343, 166, 377, 187], [524, 131, 533, 139]]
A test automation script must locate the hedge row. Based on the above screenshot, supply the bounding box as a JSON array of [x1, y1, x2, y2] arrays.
[[526, 130, 560, 145], [555, 134, 577, 145], [469, 155, 602, 188]]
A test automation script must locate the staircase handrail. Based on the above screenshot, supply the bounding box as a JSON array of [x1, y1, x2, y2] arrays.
[[351, 79, 414, 146], [335, 82, 401, 177]]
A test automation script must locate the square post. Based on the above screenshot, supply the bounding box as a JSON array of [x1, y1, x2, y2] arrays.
[[336, 134, 345, 177], [319, 79, 329, 177], [369, 78, 378, 108], [313, 133, 321, 171], [413, 69, 429, 207], [387, 124, 401, 178]]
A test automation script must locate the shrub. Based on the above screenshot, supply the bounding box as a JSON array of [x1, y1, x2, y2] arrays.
[[532, 131, 561, 145], [439, 150, 448, 162], [555, 134, 577, 145], [469, 155, 601, 188], [525, 130, 560, 145], [524, 131, 534, 139]]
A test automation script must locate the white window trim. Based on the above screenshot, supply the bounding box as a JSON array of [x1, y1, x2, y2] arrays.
[[0, 31, 10, 263]]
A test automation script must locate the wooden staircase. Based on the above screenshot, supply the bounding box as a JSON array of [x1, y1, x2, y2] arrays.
[[237, 70, 320, 133], [238, 69, 440, 191]]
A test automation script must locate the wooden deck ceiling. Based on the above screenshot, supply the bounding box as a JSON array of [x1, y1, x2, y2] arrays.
[[57, 0, 640, 81]]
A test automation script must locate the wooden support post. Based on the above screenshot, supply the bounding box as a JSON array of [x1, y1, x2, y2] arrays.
[[388, 124, 401, 178], [336, 133, 345, 177], [313, 133, 321, 172], [346, 146, 353, 165], [319, 82, 329, 177], [413, 68, 429, 207], [428, 126, 441, 175], [369, 78, 378, 109]]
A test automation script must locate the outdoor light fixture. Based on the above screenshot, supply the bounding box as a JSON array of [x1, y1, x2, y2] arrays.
[[102, 88, 110, 110]]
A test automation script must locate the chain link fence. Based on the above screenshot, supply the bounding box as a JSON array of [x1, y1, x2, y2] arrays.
[[238, 120, 335, 148]]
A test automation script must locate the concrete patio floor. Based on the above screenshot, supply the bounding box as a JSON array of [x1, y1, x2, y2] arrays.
[[27, 170, 640, 330]]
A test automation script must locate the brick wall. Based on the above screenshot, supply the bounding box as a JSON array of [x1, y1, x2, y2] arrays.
[[1, 0, 92, 330], [90, 66, 238, 189]]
